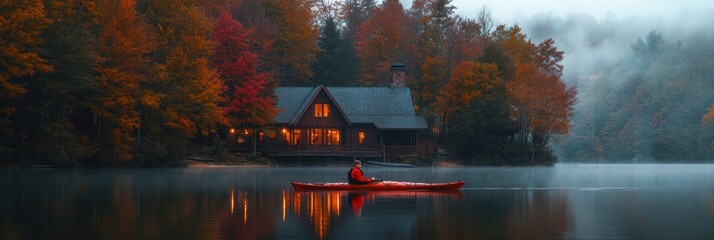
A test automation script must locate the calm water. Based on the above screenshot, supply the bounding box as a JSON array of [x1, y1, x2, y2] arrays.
[[1, 164, 713, 239]]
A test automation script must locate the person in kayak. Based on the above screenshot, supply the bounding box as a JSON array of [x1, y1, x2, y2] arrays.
[[348, 160, 375, 184]]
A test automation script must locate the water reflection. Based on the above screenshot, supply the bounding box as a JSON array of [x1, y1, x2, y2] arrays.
[[286, 191, 463, 239], [1, 165, 714, 239]]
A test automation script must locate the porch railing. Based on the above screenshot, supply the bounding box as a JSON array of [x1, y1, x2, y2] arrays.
[[257, 143, 436, 158], [263, 144, 382, 157]]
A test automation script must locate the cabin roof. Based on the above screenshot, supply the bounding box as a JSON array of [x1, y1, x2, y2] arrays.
[[274, 86, 427, 130]]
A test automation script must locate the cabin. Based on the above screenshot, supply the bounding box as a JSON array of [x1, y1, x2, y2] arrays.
[[227, 63, 431, 160]]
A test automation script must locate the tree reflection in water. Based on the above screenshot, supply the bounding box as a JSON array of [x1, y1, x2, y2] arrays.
[[4, 166, 713, 239]]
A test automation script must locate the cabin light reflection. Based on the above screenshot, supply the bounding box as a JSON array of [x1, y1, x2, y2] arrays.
[[292, 191, 344, 239], [243, 194, 248, 223], [282, 191, 287, 222], [293, 192, 301, 215], [230, 128, 235, 134], [230, 190, 235, 215]]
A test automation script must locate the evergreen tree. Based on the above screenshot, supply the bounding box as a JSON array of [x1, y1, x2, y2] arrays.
[[314, 16, 342, 86]]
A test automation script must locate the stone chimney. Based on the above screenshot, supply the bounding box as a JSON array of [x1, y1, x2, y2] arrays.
[[390, 62, 406, 87]]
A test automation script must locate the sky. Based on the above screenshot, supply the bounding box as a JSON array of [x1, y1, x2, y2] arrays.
[[420, 0, 714, 22]]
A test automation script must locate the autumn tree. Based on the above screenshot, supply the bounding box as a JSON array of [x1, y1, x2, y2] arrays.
[[355, 0, 408, 86], [0, 0, 52, 159], [229, 1, 279, 88], [211, 12, 276, 155], [94, 0, 153, 162], [436, 61, 502, 136], [443, 17, 485, 71], [497, 27, 576, 163], [139, 0, 227, 164], [11, 0, 101, 164], [418, 56, 448, 127], [0, 0, 52, 101], [402, 0, 456, 133], [263, 0, 320, 86]]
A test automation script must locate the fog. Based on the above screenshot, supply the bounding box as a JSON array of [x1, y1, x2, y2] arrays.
[[447, 1, 714, 162], [396, 1, 714, 161], [4, 166, 714, 238], [516, 10, 714, 162]]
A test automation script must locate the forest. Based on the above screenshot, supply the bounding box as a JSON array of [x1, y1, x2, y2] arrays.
[[3, 0, 579, 166], [518, 13, 714, 162]]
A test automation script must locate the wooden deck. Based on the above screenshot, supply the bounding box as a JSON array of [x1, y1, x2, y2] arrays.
[[263, 145, 382, 157], [248, 144, 436, 158]]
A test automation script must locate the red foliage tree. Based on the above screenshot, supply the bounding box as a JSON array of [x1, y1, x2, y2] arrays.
[[211, 12, 276, 154]]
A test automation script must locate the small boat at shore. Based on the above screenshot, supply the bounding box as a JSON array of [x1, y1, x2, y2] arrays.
[[291, 180, 464, 192]]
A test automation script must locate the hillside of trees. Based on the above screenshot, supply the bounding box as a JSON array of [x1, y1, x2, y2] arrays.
[[518, 13, 714, 162], [1, 0, 576, 166]]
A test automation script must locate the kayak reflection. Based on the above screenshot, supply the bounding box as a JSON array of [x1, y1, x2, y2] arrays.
[[347, 191, 464, 217], [348, 192, 365, 216]]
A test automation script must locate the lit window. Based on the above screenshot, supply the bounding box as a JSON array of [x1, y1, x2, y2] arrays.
[[307, 128, 339, 145], [327, 129, 340, 145], [292, 129, 301, 145], [314, 103, 330, 118], [358, 131, 365, 144]]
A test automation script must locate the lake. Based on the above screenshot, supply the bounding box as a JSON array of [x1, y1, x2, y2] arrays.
[[1, 164, 713, 239]]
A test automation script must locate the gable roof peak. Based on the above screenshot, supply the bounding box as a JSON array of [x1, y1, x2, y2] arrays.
[[287, 85, 352, 126]]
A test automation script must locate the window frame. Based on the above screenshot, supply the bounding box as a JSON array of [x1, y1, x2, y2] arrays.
[[314, 103, 330, 118]]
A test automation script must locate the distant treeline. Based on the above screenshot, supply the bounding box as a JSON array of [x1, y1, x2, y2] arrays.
[[1, 0, 575, 166], [557, 31, 714, 162]]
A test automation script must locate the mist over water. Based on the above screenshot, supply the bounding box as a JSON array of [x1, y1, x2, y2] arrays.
[[2, 165, 713, 239]]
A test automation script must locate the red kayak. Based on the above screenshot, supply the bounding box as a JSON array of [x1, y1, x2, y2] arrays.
[[291, 180, 464, 192]]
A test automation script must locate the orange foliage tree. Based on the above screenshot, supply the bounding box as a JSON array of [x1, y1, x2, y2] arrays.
[[419, 56, 448, 125], [0, 0, 52, 158], [436, 61, 502, 134], [140, 0, 227, 163], [0, 0, 52, 100], [94, 0, 153, 162], [496, 25, 577, 163], [263, 0, 319, 86], [355, 0, 408, 86]]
